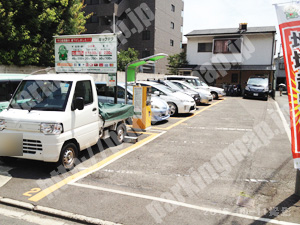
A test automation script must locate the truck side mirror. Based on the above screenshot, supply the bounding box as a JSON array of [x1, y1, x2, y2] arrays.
[[73, 97, 84, 110]]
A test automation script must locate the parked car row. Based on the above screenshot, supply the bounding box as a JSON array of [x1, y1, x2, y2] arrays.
[[0, 74, 226, 126], [95, 77, 226, 125]]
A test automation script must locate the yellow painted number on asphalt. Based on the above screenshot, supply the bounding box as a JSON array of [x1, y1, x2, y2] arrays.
[[23, 188, 41, 197]]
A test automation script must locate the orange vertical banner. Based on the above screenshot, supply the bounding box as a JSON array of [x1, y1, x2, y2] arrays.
[[275, 3, 300, 168]]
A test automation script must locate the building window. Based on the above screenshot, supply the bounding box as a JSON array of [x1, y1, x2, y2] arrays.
[[231, 74, 238, 83], [198, 43, 213, 52], [170, 39, 174, 46], [171, 4, 175, 12], [89, 15, 99, 23], [142, 30, 150, 40], [214, 39, 242, 53], [101, 17, 112, 25], [279, 63, 285, 70], [142, 51, 150, 58], [171, 22, 174, 29]]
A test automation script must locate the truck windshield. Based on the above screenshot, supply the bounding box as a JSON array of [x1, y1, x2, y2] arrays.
[[9, 80, 72, 111]]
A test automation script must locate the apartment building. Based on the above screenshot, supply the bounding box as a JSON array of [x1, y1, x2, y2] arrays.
[[183, 24, 276, 89], [84, 0, 184, 74]]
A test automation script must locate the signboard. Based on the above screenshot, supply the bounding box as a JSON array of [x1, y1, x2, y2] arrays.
[[275, 3, 300, 168], [54, 34, 117, 73], [107, 73, 116, 87], [133, 87, 143, 119]]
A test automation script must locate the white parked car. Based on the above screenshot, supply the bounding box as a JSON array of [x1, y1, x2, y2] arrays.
[[95, 82, 170, 124], [137, 81, 196, 116], [170, 80, 213, 103], [165, 75, 226, 99]]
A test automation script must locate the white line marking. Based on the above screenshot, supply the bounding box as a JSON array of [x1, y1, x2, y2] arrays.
[[0, 175, 11, 188], [0, 206, 67, 225], [275, 100, 291, 143], [69, 183, 300, 225], [69, 131, 166, 184]]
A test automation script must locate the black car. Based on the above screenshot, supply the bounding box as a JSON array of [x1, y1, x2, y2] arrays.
[[243, 76, 269, 101]]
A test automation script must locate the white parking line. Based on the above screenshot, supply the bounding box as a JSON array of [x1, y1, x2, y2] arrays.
[[275, 101, 291, 143], [69, 182, 299, 225], [68, 131, 166, 185], [0, 206, 68, 225], [0, 175, 11, 188]]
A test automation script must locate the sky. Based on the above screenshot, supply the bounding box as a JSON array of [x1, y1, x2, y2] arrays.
[[182, 0, 293, 54]]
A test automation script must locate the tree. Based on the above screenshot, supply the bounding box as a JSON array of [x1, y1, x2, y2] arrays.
[[0, 0, 90, 66], [167, 52, 188, 75], [117, 48, 139, 71]]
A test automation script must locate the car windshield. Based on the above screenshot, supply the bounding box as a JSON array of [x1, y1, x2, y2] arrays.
[[181, 81, 197, 90], [163, 80, 181, 91], [9, 80, 72, 111], [186, 78, 201, 87], [153, 83, 175, 93], [200, 81, 209, 87], [247, 78, 268, 86]]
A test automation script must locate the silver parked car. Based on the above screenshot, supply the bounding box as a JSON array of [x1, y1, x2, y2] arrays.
[[170, 80, 213, 104]]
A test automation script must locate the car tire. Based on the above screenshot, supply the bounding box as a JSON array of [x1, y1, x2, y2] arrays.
[[168, 102, 178, 116], [264, 96, 268, 101], [58, 143, 78, 171], [110, 123, 127, 145], [211, 92, 218, 100]]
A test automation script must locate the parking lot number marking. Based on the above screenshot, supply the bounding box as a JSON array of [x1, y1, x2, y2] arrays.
[[23, 188, 41, 197]]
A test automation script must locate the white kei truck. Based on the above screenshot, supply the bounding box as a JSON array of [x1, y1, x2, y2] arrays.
[[0, 74, 134, 170]]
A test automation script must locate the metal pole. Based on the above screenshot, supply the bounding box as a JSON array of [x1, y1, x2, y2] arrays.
[[114, 73, 118, 104], [296, 169, 300, 196], [125, 65, 128, 104], [113, 13, 116, 34]]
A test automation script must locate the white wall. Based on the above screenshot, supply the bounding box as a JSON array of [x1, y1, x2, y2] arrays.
[[242, 34, 274, 65], [186, 36, 213, 65], [0, 65, 165, 82], [186, 33, 274, 66]]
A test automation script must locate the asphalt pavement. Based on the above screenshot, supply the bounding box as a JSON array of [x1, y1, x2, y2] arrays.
[[0, 96, 300, 225]]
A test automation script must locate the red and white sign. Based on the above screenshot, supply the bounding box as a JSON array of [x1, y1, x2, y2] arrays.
[[275, 3, 300, 168], [54, 34, 117, 73]]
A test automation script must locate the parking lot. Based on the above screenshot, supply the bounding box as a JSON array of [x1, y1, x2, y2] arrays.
[[1, 96, 300, 225]]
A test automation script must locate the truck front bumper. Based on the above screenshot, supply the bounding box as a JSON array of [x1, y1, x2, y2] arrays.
[[1, 130, 67, 162]]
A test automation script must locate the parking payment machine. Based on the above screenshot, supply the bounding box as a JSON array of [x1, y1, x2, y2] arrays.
[[132, 86, 152, 130]]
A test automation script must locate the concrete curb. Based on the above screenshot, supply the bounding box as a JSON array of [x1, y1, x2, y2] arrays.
[[0, 196, 122, 225]]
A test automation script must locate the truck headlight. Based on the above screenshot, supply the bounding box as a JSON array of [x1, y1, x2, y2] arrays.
[[40, 123, 63, 135], [0, 119, 6, 131], [245, 86, 250, 91]]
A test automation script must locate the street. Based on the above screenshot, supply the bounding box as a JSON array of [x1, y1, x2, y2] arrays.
[[0, 96, 299, 225]]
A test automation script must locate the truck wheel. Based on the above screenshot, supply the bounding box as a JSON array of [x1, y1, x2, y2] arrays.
[[168, 102, 178, 116], [58, 143, 78, 170], [212, 92, 218, 100], [111, 123, 127, 145]]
